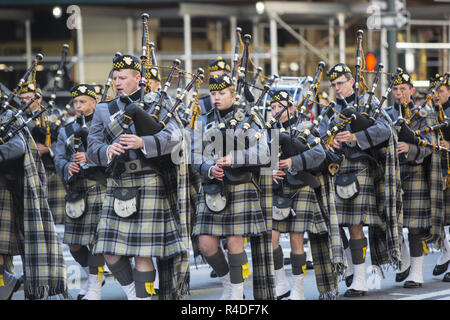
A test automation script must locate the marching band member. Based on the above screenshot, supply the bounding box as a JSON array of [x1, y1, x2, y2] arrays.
[[54, 84, 106, 300], [192, 73, 272, 299]]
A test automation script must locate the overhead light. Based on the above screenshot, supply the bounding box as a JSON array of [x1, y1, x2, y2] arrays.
[[256, 2, 265, 15], [53, 6, 62, 19], [289, 62, 299, 72], [0, 64, 6, 71]]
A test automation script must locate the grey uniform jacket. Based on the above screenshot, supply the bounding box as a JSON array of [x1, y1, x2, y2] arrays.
[[275, 116, 326, 174], [191, 106, 271, 181], [0, 110, 26, 163], [86, 90, 182, 167], [319, 92, 391, 152], [385, 102, 432, 164], [54, 116, 94, 183]]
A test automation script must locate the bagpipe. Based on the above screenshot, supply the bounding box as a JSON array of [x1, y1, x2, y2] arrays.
[[0, 53, 43, 113], [325, 30, 377, 137], [318, 65, 402, 174], [276, 62, 326, 160], [0, 53, 53, 147], [101, 52, 122, 103], [394, 73, 450, 157], [67, 112, 107, 185], [67, 111, 88, 184], [47, 44, 70, 127], [16, 45, 70, 149], [0, 102, 49, 145], [104, 13, 205, 178], [0, 92, 41, 137]]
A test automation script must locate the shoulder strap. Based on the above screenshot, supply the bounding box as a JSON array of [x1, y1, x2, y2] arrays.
[[107, 98, 120, 116], [64, 121, 75, 138]]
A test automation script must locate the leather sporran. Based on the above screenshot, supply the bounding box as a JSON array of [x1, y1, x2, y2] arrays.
[[112, 187, 140, 218], [272, 194, 295, 221], [203, 182, 229, 213], [335, 173, 360, 200], [65, 192, 87, 219]]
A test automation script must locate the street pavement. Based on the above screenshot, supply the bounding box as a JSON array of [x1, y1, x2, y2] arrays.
[[10, 226, 450, 300]]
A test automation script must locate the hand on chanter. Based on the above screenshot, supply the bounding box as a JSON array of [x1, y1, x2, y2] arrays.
[[68, 162, 80, 176], [272, 169, 286, 184], [120, 134, 144, 150]]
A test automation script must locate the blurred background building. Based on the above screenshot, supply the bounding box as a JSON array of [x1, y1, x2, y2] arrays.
[[0, 0, 449, 105]]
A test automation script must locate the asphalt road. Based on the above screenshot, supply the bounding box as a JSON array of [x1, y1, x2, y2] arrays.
[[9, 226, 450, 300]]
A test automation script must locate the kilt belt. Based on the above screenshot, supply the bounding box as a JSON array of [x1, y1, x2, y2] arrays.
[[123, 159, 157, 175]]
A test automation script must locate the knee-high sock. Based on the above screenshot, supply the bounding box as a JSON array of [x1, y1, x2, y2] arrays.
[[204, 249, 229, 278], [228, 252, 248, 284], [133, 269, 156, 298], [106, 256, 133, 286], [273, 246, 284, 271], [70, 246, 89, 268]]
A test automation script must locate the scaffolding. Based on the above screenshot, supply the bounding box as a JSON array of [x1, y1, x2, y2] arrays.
[[0, 1, 449, 98]]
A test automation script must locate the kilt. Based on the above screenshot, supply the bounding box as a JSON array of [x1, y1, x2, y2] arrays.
[[445, 188, 450, 226], [335, 159, 383, 227], [193, 181, 268, 237], [309, 233, 338, 298], [0, 187, 21, 256], [47, 171, 66, 224], [63, 178, 106, 246], [188, 166, 201, 212], [400, 164, 431, 229], [93, 171, 186, 258], [272, 183, 328, 235]]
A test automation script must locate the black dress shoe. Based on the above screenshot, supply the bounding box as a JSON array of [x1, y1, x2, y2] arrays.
[[395, 266, 410, 282], [443, 272, 450, 282], [343, 289, 366, 297], [403, 281, 422, 288], [277, 290, 291, 300], [306, 261, 314, 270], [345, 275, 353, 287], [433, 260, 450, 276]]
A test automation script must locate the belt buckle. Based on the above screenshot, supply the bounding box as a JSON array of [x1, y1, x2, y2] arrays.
[[125, 160, 142, 174]]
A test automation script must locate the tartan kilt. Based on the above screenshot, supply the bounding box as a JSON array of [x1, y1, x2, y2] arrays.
[[193, 181, 268, 237], [272, 183, 328, 235], [93, 171, 186, 258], [335, 159, 383, 226], [400, 164, 431, 229], [47, 171, 66, 225], [63, 179, 106, 246], [188, 166, 201, 212], [0, 187, 21, 256], [445, 187, 450, 226]]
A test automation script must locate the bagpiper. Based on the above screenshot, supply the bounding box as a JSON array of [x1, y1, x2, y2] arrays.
[[385, 71, 440, 288], [429, 73, 450, 282], [86, 54, 190, 300], [0, 107, 68, 299], [191, 73, 274, 299], [270, 90, 344, 300], [322, 63, 401, 297], [18, 82, 66, 225], [54, 84, 107, 300]]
